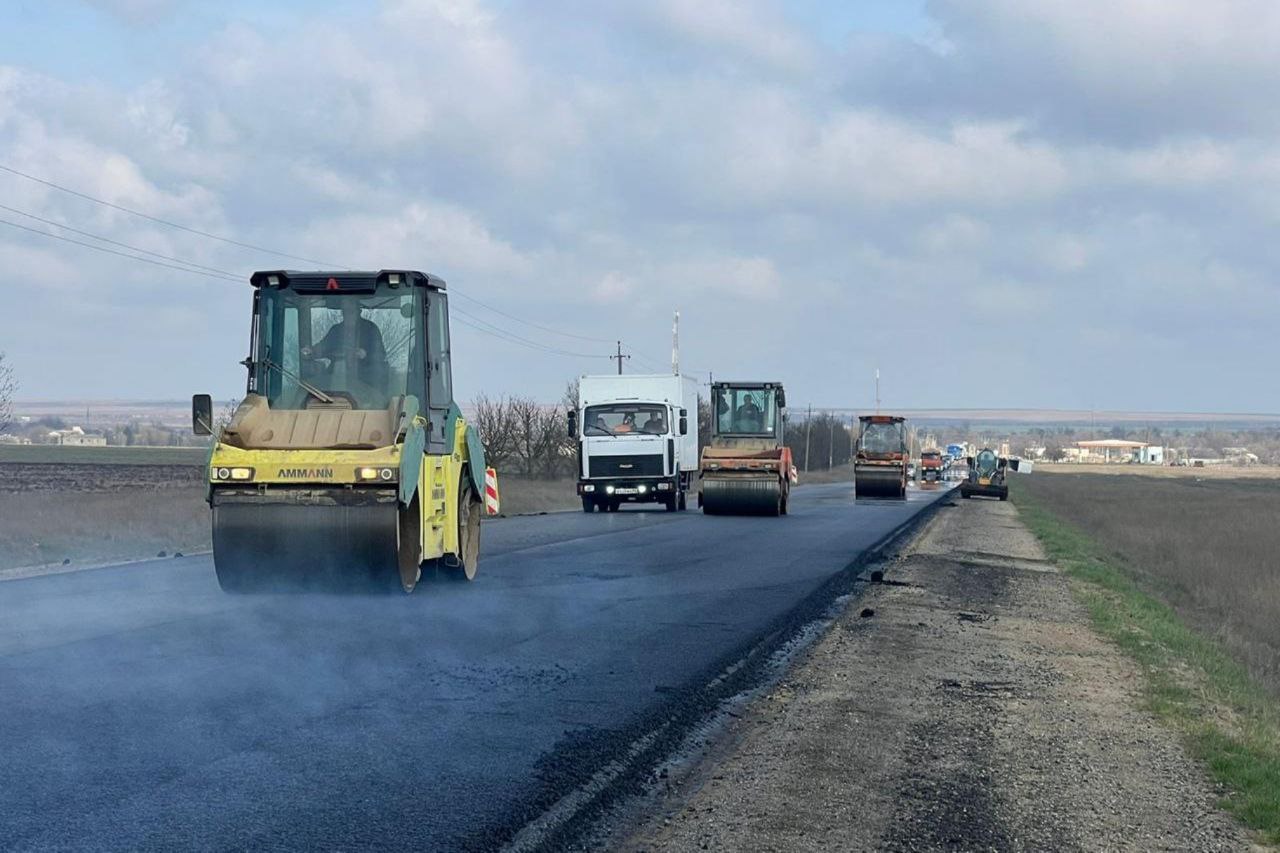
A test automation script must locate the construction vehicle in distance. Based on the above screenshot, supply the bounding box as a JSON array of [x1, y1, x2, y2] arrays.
[[854, 415, 909, 499], [959, 448, 1031, 500], [700, 381, 795, 516], [919, 448, 944, 482], [192, 269, 495, 594]]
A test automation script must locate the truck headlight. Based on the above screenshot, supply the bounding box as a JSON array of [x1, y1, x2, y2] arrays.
[[357, 467, 397, 482], [638, 485, 647, 494], [583, 484, 595, 493], [606, 485, 616, 494], [656, 482, 671, 490]]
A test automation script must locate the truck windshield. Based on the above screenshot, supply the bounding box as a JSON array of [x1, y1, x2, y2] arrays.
[[860, 422, 902, 454], [253, 287, 422, 410], [584, 404, 667, 435], [714, 387, 776, 435]]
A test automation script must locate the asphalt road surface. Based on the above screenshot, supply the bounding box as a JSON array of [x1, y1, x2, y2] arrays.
[[0, 482, 948, 852]]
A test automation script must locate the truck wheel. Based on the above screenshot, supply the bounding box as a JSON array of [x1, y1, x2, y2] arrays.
[[582, 497, 596, 513], [678, 490, 688, 511], [664, 494, 678, 512]]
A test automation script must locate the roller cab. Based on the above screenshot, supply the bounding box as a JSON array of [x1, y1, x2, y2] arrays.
[[699, 382, 794, 516], [854, 415, 908, 499], [193, 270, 491, 593]]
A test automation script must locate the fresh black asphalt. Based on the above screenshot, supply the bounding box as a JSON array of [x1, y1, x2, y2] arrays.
[[0, 482, 947, 851]]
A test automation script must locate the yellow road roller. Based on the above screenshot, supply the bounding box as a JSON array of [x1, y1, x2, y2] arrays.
[[192, 269, 495, 593]]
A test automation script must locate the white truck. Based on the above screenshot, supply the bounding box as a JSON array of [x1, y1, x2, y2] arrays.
[[569, 373, 699, 512]]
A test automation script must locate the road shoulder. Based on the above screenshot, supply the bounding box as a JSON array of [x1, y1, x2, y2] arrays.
[[620, 497, 1259, 851]]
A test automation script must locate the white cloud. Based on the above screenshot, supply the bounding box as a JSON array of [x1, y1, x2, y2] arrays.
[[2, 1, 1280, 409]]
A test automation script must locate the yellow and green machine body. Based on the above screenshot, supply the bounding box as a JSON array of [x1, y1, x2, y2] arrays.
[[194, 269, 496, 593]]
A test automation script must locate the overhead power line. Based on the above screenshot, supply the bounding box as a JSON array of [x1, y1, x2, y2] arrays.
[[450, 290, 616, 344], [0, 162, 338, 267], [0, 217, 243, 282], [0, 162, 682, 366], [0, 202, 247, 280], [453, 307, 609, 359]]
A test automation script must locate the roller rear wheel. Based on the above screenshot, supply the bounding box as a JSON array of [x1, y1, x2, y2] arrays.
[[441, 477, 481, 581]]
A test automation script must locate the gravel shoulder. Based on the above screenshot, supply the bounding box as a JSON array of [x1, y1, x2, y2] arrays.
[[620, 496, 1262, 851]]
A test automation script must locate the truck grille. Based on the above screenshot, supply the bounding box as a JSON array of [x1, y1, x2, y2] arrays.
[[588, 454, 665, 478]]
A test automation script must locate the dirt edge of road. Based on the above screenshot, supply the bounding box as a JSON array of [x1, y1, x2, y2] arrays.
[[490, 495, 946, 852], [616, 497, 1264, 852]]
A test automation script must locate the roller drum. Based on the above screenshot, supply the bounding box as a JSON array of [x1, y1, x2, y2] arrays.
[[702, 475, 783, 516], [212, 499, 402, 592], [854, 465, 906, 499]]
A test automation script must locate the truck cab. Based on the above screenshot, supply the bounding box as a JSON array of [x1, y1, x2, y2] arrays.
[[570, 374, 699, 512]]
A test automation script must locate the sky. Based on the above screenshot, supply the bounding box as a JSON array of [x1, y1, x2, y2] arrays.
[[2, 0, 1279, 412]]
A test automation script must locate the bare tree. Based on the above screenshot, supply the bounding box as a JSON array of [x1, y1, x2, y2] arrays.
[[0, 352, 16, 435], [473, 382, 584, 480], [473, 394, 519, 471], [214, 398, 242, 437]]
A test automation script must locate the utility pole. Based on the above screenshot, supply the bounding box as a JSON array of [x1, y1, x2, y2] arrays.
[[671, 312, 680, 376], [828, 414, 835, 470], [804, 404, 813, 473], [610, 340, 630, 375], [875, 368, 881, 415]]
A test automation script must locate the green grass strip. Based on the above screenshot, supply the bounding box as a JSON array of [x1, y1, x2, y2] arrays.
[[1014, 489, 1280, 844]]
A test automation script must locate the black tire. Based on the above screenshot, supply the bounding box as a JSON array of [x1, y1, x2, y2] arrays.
[[664, 494, 678, 512], [582, 496, 596, 513], [440, 476, 481, 581], [780, 483, 789, 515], [677, 490, 688, 511], [607, 501, 620, 512]]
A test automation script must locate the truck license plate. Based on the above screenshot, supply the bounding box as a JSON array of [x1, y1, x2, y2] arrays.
[[613, 487, 639, 495]]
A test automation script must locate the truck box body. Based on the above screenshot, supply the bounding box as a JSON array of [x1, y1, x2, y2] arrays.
[[575, 373, 699, 509]]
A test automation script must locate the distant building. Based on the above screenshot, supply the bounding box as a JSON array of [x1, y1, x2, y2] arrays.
[[0, 433, 32, 445], [1073, 439, 1165, 464], [47, 426, 108, 447]]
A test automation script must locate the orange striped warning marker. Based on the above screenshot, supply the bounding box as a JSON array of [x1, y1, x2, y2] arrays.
[[484, 468, 501, 515]]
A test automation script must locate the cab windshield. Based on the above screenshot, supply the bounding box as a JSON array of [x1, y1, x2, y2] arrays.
[[252, 287, 422, 410], [714, 387, 776, 435], [584, 404, 667, 435], [860, 422, 903, 454]]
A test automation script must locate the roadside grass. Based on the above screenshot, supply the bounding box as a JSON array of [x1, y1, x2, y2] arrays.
[[0, 444, 208, 465], [1015, 488, 1280, 842], [0, 487, 211, 572], [492, 476, 582, 515]]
